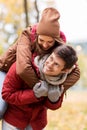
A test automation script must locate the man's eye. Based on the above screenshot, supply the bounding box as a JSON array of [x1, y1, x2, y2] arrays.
[[49, 57, 53, 62], [49, 56, 52, 60], [55, 63, 59, 66]]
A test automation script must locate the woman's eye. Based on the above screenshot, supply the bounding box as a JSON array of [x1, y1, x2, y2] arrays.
[[40, 39, 43, 42], [48, 41, 53, 44]]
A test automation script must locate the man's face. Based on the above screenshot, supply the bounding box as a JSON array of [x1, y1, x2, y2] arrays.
[[43, 52, 66, 76], [38, 35, 55, 51]]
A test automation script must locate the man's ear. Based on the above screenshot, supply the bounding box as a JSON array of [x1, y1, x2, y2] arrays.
[[61, 68, 71, 73], [62, 65, 76, 74]]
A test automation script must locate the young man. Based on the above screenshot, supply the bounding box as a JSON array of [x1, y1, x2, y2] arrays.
[[2, 44, 78, 130], [33, 44, 78, 102]]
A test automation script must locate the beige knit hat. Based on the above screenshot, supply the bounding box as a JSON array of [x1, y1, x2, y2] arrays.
[[37, 7, 64, 44]]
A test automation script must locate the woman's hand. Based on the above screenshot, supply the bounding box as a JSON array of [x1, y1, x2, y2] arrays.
[[33, 81, 48, 98]]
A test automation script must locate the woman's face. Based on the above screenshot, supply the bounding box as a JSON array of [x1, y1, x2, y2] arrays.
[[43, 52, 66, 76], [38, 35, 55, 50]]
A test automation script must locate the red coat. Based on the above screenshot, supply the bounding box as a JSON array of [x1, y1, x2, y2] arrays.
[[2, 62, 64, 130]]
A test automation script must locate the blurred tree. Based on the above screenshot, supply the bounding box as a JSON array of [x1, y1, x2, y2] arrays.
[[0, 44, 3, 54], [34, 0, 39, 22], [0, 0, 56, 50], [24, 0, 29, 27], [78, 53, 87, 88], [46, 0, 55, 7], [0, 0, 24, 51]]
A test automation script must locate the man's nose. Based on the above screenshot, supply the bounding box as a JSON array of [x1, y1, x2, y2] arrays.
[[48, 62, 53, 68]]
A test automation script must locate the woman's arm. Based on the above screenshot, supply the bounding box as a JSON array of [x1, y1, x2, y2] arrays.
[[0, 25, 39, 88], [16, 25, 39, 88], [62, 65, 80, 92], [0, 43, 17, 72]]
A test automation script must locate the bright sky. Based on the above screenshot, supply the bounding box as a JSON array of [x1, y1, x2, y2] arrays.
[[54, 0, 87, 42]]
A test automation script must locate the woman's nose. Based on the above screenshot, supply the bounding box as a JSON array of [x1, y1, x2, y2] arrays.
[[43, 42, 48, 48]]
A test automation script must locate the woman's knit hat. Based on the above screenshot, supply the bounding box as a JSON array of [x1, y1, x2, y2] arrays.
[[37, 7, 65, 44]]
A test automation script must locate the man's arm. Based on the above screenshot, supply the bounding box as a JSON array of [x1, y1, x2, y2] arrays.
[[33, 81, 64, 110], [2, 62, 42, 105], [44, 94, 64, 110]]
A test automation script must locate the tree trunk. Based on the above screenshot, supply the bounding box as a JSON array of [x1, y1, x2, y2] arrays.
[[34, 0, 39, 22], [24, 0, 29, 27]]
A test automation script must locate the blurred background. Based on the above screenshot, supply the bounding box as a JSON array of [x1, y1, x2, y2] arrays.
[[0, 0, 87, 130]]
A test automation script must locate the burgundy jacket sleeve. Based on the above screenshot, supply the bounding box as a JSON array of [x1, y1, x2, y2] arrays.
[[44, 94, 64, 110], [2, 62, 42, 105], [16, 25, 39, 88]]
